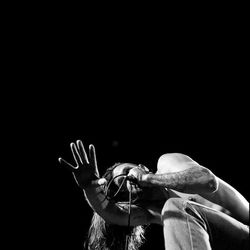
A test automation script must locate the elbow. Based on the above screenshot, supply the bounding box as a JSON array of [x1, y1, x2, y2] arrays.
[[206, 171, 219, 193]]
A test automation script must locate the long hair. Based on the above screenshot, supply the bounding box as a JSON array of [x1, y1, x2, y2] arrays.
[[84, 163, 146, 250]]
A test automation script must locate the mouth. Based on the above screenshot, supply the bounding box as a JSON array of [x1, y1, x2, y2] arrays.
[[129, 186, 151, 203], [112, 185, 144, 203]]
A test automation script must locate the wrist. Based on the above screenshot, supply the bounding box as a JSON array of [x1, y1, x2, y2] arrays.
[[142, 173, 154, 187]]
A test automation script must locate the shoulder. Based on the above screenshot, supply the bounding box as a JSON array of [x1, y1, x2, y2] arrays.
[[157, 153, 196, 165], [156, 153, 200, 173]]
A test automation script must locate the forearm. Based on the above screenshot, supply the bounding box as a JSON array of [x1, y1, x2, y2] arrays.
[[212, 178, 249, 224], [83, 185, 121, 224], [143, 166, 218, 194], [83, 185, 153, 226], [83, 185, 109, 211]]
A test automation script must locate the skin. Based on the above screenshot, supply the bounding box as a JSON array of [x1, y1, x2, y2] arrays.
[[59, 140, 155, 226], [112, 163, 166, 199], [111, 163, 171, 223], [112, 163, 169, 209], [155, 153, 249, 224], [59, 140, 249, 227]]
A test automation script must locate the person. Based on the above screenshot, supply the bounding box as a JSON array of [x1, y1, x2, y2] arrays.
[[58, 139, 249, 250]]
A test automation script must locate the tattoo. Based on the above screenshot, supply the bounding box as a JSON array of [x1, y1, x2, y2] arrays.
[[148, 167, 211, 192]]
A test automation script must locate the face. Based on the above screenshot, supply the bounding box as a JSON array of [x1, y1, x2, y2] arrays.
[[112, 163, 150, 194]]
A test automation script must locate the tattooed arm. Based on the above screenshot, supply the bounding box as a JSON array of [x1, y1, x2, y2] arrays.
[[129, 153, 249, 224], [157, 153, 249, 224], [128, 153, 218, 194], [142, 166, 218, 194]]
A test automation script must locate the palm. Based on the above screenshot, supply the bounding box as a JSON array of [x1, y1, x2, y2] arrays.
[[59, 140, 100, 189]]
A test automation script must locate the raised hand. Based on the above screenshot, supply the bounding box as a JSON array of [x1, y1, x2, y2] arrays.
[[58, 140, 107, 189]]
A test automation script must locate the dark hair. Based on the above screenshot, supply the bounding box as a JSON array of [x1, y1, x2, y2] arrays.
[[84, 163, 146, 250]]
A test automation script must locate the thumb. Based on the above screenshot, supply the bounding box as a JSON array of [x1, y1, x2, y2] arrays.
[[90, 178, 107, 186]]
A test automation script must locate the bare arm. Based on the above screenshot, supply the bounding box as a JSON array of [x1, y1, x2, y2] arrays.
[[83, 185, 154, 226], [129, 153, 218, 194], [59, 140, 153, 226], [144, 172, 249, 224], [158, 153, 249, 224], [143, 166, 218, 194], [202, 178, 249, 224], [129, 153, 249, 224]]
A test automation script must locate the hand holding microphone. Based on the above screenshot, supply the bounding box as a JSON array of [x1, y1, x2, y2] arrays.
[[126, 165, 149, 188]]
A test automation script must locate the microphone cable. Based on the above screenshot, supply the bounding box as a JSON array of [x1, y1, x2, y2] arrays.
[[103, 173, 135, 250], [104, 173, 128, 200], [125, 181, 132, 250]]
